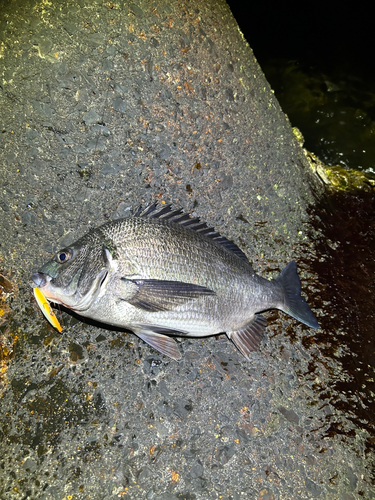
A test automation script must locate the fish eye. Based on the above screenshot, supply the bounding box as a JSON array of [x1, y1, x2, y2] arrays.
[[56, 250, 71, 264]]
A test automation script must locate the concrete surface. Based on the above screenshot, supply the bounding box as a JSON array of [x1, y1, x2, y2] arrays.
[[0, 0, 373, 499]]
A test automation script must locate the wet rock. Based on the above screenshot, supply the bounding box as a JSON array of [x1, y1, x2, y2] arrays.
[[102, 59, 113, 71], [173, 400, 194, 419], [305, 477, 323, 497], [63, 22, 80, 36], [101, 162, 122, 175], [129, 3, 144, 17], [258, 489, 275, 500], [214, 444, 236, 465], [86, 32, 105, 47], [159, 145, 171, 160], [188, 461, 204, 478], [83, 109, 100, 125], [21, 210, 37, 225], [25, 127, 39, 142], [143, 356, 163, 377], [157, 379, 169, 398], [220, 174, 233, 189], [86, 137, 106, 151], [278, 406, 300, 424], [346, 466, 358, 491], [112, 97, 127, 114]]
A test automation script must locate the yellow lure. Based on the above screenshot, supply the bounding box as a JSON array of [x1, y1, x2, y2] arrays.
[[33, 287, 63, 332]]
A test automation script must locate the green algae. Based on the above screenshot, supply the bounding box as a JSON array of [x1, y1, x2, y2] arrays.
[[293, 127, 375, 193]]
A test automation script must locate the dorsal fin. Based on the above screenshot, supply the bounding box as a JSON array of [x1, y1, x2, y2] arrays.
[[134, 204, 249, 263]]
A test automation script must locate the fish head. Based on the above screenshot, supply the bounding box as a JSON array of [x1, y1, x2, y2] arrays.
[[32, 237, 113, 312]]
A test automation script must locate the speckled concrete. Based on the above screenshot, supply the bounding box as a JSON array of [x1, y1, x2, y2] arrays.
[[0, 1, 373, 499]]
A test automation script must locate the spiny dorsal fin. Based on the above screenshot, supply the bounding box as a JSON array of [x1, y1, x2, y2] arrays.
[[134, 203, 249, 263]]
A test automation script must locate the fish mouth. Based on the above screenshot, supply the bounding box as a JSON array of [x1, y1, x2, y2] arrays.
[[32, 272, 51, 289], [31, 271, 66, 306]]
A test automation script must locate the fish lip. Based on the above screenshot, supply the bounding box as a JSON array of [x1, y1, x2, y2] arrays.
[[31, 272, 52, 288], [31, 272, 65, 306]]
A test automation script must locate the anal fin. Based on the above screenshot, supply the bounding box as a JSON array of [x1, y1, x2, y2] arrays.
[[228, 314, 267, 360]]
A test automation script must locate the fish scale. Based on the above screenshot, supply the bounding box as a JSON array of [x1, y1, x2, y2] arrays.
[[32, 204, 319, 360]]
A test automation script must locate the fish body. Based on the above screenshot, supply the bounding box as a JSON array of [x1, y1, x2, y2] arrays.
[[32, 204, 319, 360]]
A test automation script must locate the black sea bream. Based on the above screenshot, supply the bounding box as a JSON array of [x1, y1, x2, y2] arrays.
[[32, 204, 319, 360]]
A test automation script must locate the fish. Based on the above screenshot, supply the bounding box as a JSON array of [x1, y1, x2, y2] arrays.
[[31, 204, 319, 360]]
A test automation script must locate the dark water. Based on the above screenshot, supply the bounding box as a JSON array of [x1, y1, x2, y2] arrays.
[[227, 1, 375, 173]]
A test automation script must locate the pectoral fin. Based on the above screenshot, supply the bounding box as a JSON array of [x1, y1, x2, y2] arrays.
[[134, 324, 187, 360], [119, 278, 215, 312], [228, 314, 267, 360]]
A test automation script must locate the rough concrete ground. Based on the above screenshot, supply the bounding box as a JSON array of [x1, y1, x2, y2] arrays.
[[0, 0, 373, 499]]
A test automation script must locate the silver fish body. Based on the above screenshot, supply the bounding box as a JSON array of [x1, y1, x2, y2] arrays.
[[32, 204, 319, 360]]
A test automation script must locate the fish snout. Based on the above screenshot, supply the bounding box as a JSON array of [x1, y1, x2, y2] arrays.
[[32, 272, 51, 288]]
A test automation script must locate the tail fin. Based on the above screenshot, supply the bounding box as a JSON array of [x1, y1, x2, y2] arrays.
[[276, 261, 319, 329]]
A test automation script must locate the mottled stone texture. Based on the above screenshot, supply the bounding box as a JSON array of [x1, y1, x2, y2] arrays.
[[0, 1, 372, 499]]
